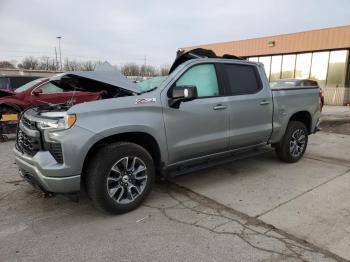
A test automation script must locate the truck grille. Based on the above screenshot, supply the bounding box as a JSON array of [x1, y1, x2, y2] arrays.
[[17, 112, 64, 164], [16, 129, 40, 156], [48, 143, 63, 163]]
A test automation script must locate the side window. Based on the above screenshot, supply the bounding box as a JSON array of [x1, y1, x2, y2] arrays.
[[37, 82, 63, 94], [224, 64, 261, 95], [176, 64, 219, 97]]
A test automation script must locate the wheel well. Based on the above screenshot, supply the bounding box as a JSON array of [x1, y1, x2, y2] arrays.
[[289, 111, 312, 133], [0, 103, 22, 114], [82, 132, 162, 179]]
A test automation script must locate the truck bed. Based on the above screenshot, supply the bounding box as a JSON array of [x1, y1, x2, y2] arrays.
[[269, 86, 321, 143]]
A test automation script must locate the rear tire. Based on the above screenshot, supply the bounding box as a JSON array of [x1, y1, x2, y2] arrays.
[[85, 142, 155, 214], [275, 121, 308, 163]]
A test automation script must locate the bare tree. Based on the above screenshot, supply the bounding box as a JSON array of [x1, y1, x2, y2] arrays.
[[36, 56, 59, 71], [0, 61, 15, 69], [63, 59, 102, 71], [121, 63, 140, 76], [14, 56, 163, 76], [80, 61, 97, 71], [159, 64, 170, 76], [64, 58, 79, 71], [18, 57, 39, 70]]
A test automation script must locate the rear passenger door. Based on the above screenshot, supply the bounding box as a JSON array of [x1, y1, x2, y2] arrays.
[[221, 63, 273, 149]]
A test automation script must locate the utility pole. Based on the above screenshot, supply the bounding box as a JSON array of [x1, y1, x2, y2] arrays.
[[54, 47, 58, 70], [56, 36, 62, 71]]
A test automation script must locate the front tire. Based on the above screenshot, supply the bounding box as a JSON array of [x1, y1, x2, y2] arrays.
[[275, 121, 308, 163], [86, 142, 155, 214]]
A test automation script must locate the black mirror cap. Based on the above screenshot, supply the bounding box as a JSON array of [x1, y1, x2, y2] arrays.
[[171, 85, 197, 100], [168, 85, 198, 108]]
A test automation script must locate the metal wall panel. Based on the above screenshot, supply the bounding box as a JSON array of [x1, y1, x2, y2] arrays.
[[182, 25, 350, 57]]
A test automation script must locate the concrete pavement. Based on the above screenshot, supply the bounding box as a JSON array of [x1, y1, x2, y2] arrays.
[[175, 131, 350, 260], [0, 140, 342, 262], [320, 106, 350, 135]]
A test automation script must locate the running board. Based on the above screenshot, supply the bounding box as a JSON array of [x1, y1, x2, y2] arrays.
[[165, 146, 273, 178]]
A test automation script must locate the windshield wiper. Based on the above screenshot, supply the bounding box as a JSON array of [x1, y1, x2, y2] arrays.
[[141, 86, 158, 94]]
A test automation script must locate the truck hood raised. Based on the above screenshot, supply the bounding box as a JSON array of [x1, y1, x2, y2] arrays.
[[49, 70, 140, 95]]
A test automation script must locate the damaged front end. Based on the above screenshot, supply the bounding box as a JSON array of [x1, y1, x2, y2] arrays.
[[15, 105, 83, 193], [16, 69, 140, 160], [16, 105, 72, 163]]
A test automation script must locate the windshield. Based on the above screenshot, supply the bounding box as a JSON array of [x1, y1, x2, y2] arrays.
[[15, 78, 46, 93], [136, 76, 167, 92]]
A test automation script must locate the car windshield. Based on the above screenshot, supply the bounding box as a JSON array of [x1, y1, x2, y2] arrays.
[[136, 76, 168, 92], [15, 78, 45, 93]]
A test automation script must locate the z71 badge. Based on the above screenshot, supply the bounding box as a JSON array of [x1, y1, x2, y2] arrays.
[[135, 98, 156, 104]]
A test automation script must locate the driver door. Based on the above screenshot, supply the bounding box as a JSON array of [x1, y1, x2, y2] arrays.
[[162, 63, 229, 164]]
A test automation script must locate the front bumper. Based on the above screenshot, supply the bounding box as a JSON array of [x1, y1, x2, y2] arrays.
[[14, 148, 80, 193]]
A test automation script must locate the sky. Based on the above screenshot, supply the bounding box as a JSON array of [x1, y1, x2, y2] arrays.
[[0, 0, 349, 67]]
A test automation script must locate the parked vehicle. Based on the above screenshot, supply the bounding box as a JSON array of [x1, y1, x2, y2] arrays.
[[270, 79, 324, 111], [0, 75, 40, 91], [14, 49, 321, 214], [0, 77, 104, 114]]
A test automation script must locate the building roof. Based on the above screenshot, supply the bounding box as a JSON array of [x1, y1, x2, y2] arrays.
[[181, 25, 350, 57]]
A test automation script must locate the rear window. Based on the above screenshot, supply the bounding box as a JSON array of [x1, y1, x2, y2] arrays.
[[10, 77, 37, 89], [224, 64, 261, 95], [15, 78, 45, 93]]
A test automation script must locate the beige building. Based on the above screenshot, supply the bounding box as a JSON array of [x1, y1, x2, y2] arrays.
[[182, 25, 350, 105]]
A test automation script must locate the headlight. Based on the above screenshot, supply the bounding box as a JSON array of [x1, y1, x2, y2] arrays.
[[37, 114, 76, 130]]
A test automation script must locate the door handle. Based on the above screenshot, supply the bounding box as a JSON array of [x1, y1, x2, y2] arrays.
[[213, 104, 227, 110], [260, 100, 270, 105]]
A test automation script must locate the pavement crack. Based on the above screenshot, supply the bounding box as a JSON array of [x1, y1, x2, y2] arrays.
[[142, 182, 345, 262]]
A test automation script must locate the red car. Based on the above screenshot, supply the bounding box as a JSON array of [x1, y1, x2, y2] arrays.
[[0, 78, 103, 113]]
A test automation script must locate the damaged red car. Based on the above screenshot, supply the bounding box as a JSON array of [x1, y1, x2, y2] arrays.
[[0, 77, 104, 113]]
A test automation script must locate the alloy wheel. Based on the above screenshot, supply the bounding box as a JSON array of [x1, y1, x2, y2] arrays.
[[289, 129, 306, 158], [106, 156, 148, 204]]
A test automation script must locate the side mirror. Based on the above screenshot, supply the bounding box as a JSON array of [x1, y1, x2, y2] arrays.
[[33, 88, 43, 96], [168, 85, 198, 108]]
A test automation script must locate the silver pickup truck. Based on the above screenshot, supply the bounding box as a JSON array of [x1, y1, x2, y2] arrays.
[[14, 49, 321, 214]]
